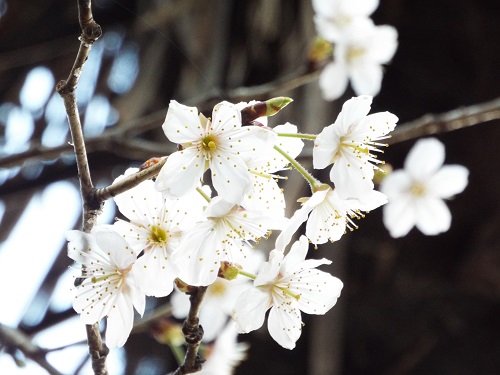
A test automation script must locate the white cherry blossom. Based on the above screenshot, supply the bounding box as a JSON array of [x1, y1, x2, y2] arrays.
[[313, 0, 379, 42], [173, 196, 280, 286], [171, 250, 264, 341], [242, 123, 304, 217], [112, 168, 207, 297], [380, 138, 469, 237], [66, 229, 145, 347], [276, 186, 387, 248], [232, 236, 343, 349], [317, 19, 398, 101], [313, 95, 398, 199], [155, 100, 275, 204]]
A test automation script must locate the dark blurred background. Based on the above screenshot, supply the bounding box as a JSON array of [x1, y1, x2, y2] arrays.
[[0, 0, 499, 374]]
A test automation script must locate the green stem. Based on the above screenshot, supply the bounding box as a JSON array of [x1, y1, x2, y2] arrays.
[[274, 145, 320, 189], [239, 270, 257, 280], [277, 132, 316, 140], [196, 186, 211, 203], [169, 343, 186, 366]]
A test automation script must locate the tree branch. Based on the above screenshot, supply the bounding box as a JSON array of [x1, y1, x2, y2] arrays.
[[0, 324, 64, 375], [389, 97, 500, 145], [55, 2, 108, 374], [92, 157, 166, 202], [171, 286, 208, 375]]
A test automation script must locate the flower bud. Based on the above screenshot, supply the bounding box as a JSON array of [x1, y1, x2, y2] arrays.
[[174, 278, 198, 294], [151, 318, 184, 346], [240, 97, 293, 124], [218, 261, 241, 280]]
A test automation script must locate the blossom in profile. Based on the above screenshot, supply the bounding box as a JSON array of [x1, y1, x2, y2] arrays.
[[275, 186, 387, 248], [242, 122, 304, 217], [112, 168, 206, 297], [66, 229, 145, 347], [317, 18, 398, 101], [232, 236, 343, 349], [155, 100, 275, 204], [380, 138, 469, 237], [313, 95, 398, 199]]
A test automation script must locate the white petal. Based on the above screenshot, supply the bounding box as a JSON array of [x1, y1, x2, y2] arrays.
[[275, 190, 328, 252], [311, 0, 338, 19], [232, 287, 271, 333], [210, 152, 252, 204], [404, 138, 445, 180], [337, 95, 373, 134], [155, 148, 205, 198], [353, 111, 398, 141], [350, 63, 383, 97], [291, 271, 343, 315], [330, 154, 374, 199], [211, 101, 242, 134], [340, 0, 379, 17], [173, 221, 221, 286], [415, 197, 451, 235], [379, 170, 412, 199], [280, 236, 309, 274], [170, 290, 190, 318], [313, 124, 340, 170], [428, 165, 469, 198], [204, 196, 236, 218], [319, 61, 349, 101], [367, 25, 398, 63], [313, 15, 343, 42], [199, 299, 229, 342], [105, 293, 135, 347], [162, 100, 202, 144], [254, 250, 283, 287], [267, 298, 302, 350], [93, 229, 136, 271], [132, 248, 178, 297], [382, 199, 416, 238], [113, 172, 164, 225]]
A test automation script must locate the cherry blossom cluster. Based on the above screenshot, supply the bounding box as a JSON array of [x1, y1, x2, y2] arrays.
[[311, 0, 398, 100], [66, 95, 398, 359]]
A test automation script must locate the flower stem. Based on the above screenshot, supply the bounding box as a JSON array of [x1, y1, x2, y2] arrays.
[[273, 145, 320, 189], [277, 132, 316, 140], [196, 187, 211, 203], [169, 343, 186, 366], [238, 270, 257, 280]]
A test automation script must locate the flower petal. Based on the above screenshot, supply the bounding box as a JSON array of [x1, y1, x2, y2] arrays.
[[415, 197, 451, 235], [132, 247, 178, 297], [162, 100, 202, 144], [382, 198, 417, 238], [105, 293, 135, 347], [379, 170, 412, 199], [428, 165, 469, 199], [210, 152, 252, 204], [155, 148, 205, 198], [313, 124, 340, 170], [291, 271, 343, 315], [350, 63, 383, 97], [232, 287, 271, 334], [404, 138, 445, 180], [267, 298, 302, 350], [319, 61, 349, 101]]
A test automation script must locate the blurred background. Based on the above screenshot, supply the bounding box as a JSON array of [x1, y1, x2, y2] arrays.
[[0, 0, 499, 374]]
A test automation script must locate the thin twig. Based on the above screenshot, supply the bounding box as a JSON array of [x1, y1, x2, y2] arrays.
[[0, 324, 64, 375], [56, 1, 108, 375], [93, 158, 166, 202], [389, 97, 500, 145], [171, 286, 208, 375]]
